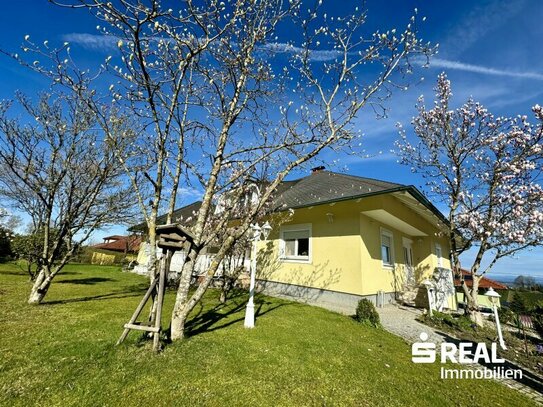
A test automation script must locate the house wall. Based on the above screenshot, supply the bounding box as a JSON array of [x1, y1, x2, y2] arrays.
[[357, 195, 452, 306], [258, 194, 454, 310], [259, 202, 363, 296], [133, 243, 236, 276], [456, 292, 501, 309], [89, 249, 137, 265]]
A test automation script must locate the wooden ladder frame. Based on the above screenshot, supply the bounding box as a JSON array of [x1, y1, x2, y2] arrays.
[[116, 224, 194, 352]]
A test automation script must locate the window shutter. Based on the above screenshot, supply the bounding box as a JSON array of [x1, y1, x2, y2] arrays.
[[283, 230, 309, 241]]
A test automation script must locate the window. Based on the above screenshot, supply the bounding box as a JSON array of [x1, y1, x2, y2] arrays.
[[280, 224, 311, 262], [381, 229, 394, 268], [435, 243, 443, 267]]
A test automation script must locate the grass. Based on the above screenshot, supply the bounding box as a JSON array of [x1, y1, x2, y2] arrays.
[[505, 290, 543, 308], [0, 263, 537, 407]]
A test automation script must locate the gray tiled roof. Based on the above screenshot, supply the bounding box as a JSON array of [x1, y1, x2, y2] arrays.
[[272, 170, 404, 210], [129, 201, 202, 232], [130, 171, 407, 231]]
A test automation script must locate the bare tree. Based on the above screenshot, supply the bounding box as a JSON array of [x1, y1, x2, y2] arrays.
[[11, 227, 67, 281], [0, 206, 19, 260], [156, 1, 434, 339], [43, 0, 244, 283], [513, 275, 537, 290], [397, 74, 543, 324], [14, 0, 433, 338], [0, 207, 20, 229], [0, 91, 135, 304]]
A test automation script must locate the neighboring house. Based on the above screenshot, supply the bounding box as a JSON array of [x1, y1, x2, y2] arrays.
[[129, 168, 458, 314], [90, 235, 141, 265], [454, 269, 507, 310], [130, 201, 203, 235], [129, 201, 226, 276], [93, 235, 142, 253]]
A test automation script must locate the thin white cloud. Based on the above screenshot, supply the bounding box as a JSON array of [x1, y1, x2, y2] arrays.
[[61, 34, 341, 62], [424, 58, 543, 81], [178, 186, 203, 199], [440, 0, 527, 58], [261, 42, 341, 62], [62, 33, 118, 50]]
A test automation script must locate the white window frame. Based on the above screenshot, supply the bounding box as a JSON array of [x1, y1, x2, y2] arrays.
[[380, 228, 394, 269], [402, 237, 414, 266], [279, 223, 312, 264], [435, 243, 443, 267]]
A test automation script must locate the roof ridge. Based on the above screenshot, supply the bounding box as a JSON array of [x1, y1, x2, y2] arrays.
[[312, 170, 404, 187], [458, 269, 508, 290], [172, 200, 202, 210]]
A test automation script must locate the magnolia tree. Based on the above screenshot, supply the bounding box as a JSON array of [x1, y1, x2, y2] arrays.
[[397, 74, 543, 323], [16, 0, 435, 339], [0, 92, 135, 304]]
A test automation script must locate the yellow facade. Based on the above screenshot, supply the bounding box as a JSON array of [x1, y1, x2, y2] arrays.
[[456, 292, 501, 309], [90, 250, 137, 265], [258, 193, 454, 305]]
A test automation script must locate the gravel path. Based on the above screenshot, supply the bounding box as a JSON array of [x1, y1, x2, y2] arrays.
[[377, 305, 449, 345], [377, 304, 543, 405]]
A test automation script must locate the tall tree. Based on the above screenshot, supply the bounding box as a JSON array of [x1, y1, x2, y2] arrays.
[[0, 92, 135, 303], [0, 207, 19, 260], [11, 228, 67, 281], [45, 0, 240, 282], [397, 74, 543, 324], [513, 275, 536, 289], [17, 0, 434, 339]]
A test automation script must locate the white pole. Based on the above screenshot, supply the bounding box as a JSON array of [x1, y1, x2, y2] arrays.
[[427, 286, 433, 317], [244, 235, 258, 328], [493, 303, 507, 350]]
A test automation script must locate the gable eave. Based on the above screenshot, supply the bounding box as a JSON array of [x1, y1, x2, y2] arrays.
[[274, 185, 451, 231]]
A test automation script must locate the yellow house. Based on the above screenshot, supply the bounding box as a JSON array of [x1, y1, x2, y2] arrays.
[[256, 169, 458, 314], [129, 169, 458, 314]]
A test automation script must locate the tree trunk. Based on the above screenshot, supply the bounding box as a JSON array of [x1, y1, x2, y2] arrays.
[[170, 247, 199, 340], [28, 268, 51, 304], [463, 274, 483, 326], [171, 236, 236, 340], [146, 223, 159, 327], [219, 278, 230, 304], [26, 260, 36, 281], [147, 223, 157, 279]]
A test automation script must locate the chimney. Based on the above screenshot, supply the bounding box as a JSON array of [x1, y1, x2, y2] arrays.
[[311, 166, 325, 174]]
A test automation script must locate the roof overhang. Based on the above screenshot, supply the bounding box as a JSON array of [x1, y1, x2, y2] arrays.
[[361, 209, 428, 236], [278, 184, 465, 243]]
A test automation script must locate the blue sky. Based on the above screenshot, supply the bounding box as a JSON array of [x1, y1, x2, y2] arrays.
[[0, 0, 542, 280]]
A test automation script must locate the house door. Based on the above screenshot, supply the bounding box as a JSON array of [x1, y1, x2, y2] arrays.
[[403, 238, 415, 285]]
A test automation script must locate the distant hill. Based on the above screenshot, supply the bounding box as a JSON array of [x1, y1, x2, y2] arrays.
[[487, 274, 543, 287]]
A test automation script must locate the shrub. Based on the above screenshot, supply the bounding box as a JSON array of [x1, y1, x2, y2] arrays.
[[355, 299, 380, 327], [423, 311, 475, 332], [0, 225, 13, 261], [498, 306, 515, 325], [509, 292, 528, 314]]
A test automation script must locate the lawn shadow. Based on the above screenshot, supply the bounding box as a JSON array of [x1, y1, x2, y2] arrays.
[[0, 269, 80, 277], [57, 277, 116, 285], [183, 293, 289, 338], [0, 269, 82, 278], [42, 283, 147, 305], [0, 270, 29, 276]]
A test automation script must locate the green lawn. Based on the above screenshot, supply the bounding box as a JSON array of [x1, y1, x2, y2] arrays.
[[0, 263, 536, 406]]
